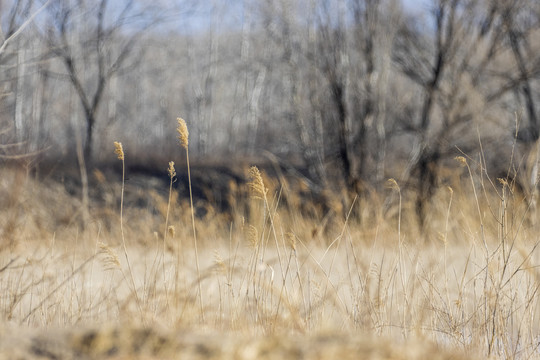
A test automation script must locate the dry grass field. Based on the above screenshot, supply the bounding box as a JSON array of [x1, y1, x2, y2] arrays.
[[1, 127, 540, 359]]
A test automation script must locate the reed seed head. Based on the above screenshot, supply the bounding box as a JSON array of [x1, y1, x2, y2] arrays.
[[168, 161, 176, 179], [177, 118, 189, 150], [113, 141, 124, 160], [98, 242, 121, 271], [248, 166, 267, 199], [286, 232, 297, 251], [386, 178, 400, 191], [246, 224, 258, 248], [455, 156, 467, 167], [213, 251, 226, 274], [168, 225, 175, 238]]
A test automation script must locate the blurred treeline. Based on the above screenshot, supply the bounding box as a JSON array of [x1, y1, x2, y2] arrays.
[[1, 0, 540, 222]]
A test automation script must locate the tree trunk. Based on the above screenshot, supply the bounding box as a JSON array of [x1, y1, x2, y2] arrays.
[[83, 112, 95, 165], [330, 80, 358, 191], [508, 29, 538, 141], [414, 149, 440, 230]]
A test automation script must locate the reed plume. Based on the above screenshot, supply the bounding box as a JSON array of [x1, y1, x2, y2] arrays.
[[114, 141, 124, 161], [176, 117, 203, 321], [248, 166, 267, 199], [177, 118, 189, 150], [113, 141, 142, 318], [168, 161, 176, 178], [246, 224, 259, 248], [455, 156, 468, 167], [386, 178, 400, 191], [286, 232, 296, 251], [98, 242, 121, 271]]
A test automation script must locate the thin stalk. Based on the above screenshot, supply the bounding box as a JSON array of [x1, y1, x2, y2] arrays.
[[119, 156, 142, 316], [114, 142, 143, 320], [186, 147, 204, 321], [164, 170, 174, 307]]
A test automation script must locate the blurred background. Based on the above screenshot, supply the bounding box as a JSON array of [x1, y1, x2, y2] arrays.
[[1, 0, 539, 225]]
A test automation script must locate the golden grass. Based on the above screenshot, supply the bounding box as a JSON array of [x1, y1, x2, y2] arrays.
[[177, 118, 204, 321], [1, 123, 540, 359]]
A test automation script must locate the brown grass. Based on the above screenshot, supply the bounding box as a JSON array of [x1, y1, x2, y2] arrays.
[[1, 125, 540, 359]]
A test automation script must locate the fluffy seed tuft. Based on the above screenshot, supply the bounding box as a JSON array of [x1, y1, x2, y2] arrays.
[[246, 225, 258, 248], [113, 141, 124, 160], [213, 251, 226, 274], [168, 225, 175, 238], [386, 178, 400, 191], [168, 161, 176, 179], [177, 118, 189, 150], [286, 232, 297, 251], [98, 242, 121, 271], [248, 166, 267, 199], [455, 156, 467, 167]]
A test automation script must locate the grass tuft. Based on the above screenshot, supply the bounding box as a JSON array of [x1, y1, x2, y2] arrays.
[[2, 126, 540, 359]]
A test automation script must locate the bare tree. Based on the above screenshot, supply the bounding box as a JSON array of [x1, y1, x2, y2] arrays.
[[259, 0, 329, 191], [40, 0, 166, 164], [394, 0, 462, 226], [501, 0, 540, 141], [394, 0, 540, 227], [350, 0, 400, 188], [0, 0, 51, 157], [0, 0, 50, 58], [306, 0, 401, 194], [4, 0, 539, 231], [314, 0, 356, 191]]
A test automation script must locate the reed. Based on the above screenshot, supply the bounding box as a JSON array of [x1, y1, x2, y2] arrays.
[[164, 161, 176, 305], [3, 123, 540, 359], [177, 117, 204, 321], [113, 141, 143, 319]]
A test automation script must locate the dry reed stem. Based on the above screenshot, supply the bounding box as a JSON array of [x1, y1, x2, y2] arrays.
[[177, 117, 204, 321], [22, 253, 97, 323], [246, 166, 291, 318], [164, 161, 176, 308], [5, 120, 540, 358], [113, 141, 143, 319]]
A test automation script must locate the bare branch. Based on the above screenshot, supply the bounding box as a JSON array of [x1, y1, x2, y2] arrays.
[[0, 0, 51, 57]]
